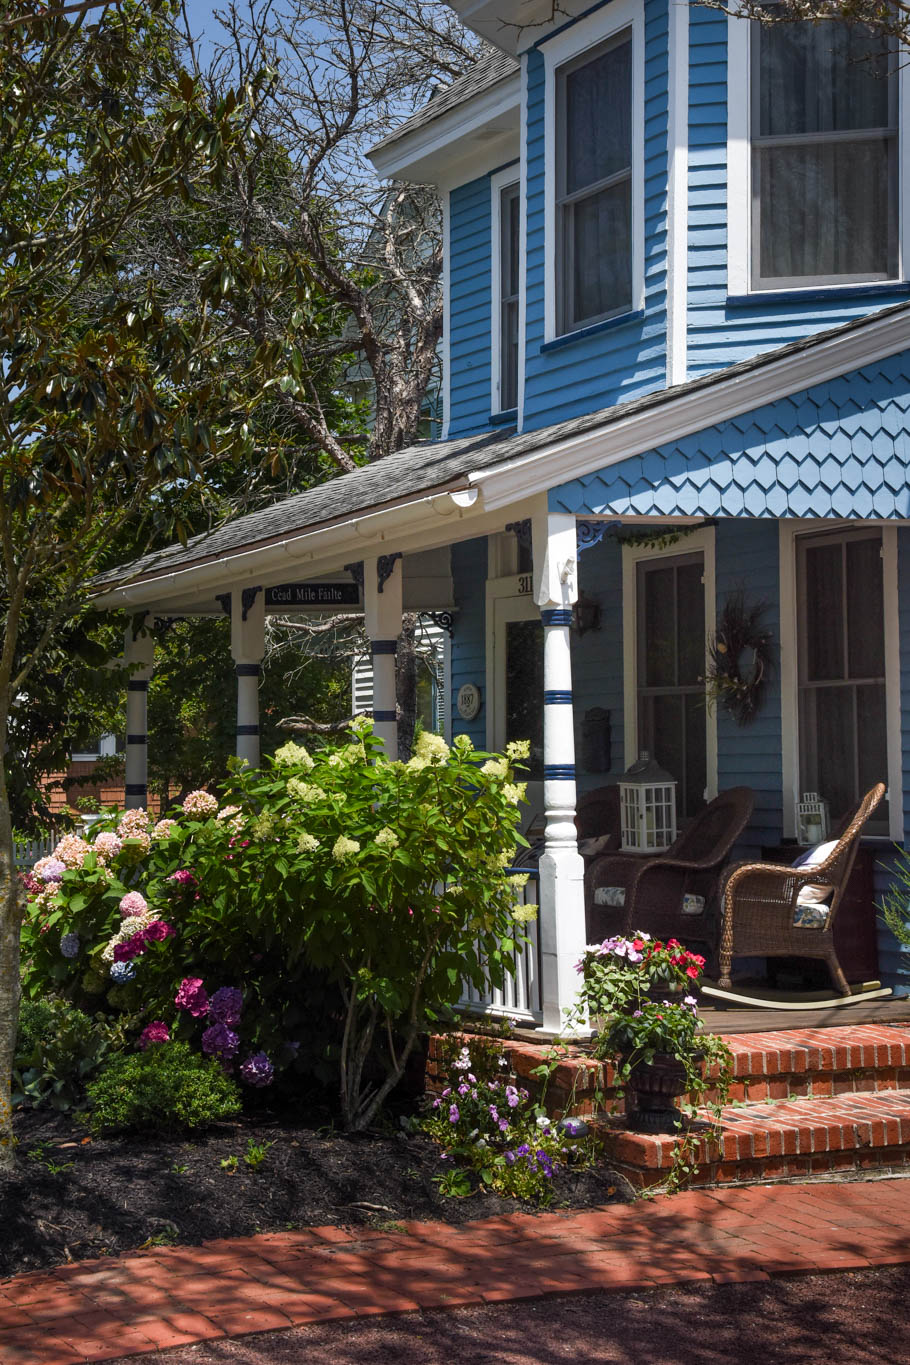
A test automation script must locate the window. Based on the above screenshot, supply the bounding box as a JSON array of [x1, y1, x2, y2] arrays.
[[636, 554, 707, 820], [498, 183, 520, 411], [752, 17, 898, 288], [797, 529, 889, 833], [556, 29, 633, 333]]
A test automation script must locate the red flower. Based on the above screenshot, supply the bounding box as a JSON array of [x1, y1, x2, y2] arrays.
[[632, 939, 645, 951], [686, 965, 699, 978]]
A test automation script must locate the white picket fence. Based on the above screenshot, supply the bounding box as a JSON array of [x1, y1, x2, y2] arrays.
[[14, 831, 57, 870], [459, 869, 543, 1025]]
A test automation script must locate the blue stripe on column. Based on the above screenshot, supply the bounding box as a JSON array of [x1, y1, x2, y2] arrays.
[[541, 609, 572, 627], [126, 734, 147, 745], [373, 710, 397, 722], [235, 724, 260, 736], [235, 663, 261, 677], [371, 640, 398, 655], [544, 764, 576, 780], [125, 783, 147, 797], [127, 679, 149, 692], [543, 690, 573, 704]]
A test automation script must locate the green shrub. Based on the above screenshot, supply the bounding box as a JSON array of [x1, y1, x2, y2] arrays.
[[13, 996, 123, 1111], [85, 1042, 241, 1133]]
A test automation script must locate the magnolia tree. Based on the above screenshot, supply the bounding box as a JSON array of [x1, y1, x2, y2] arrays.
[[0, 0, 277, 1166], [21, 725, 532, 1130]]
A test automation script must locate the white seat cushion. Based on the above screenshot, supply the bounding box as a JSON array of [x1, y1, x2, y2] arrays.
[[593, 885, 705, 915], [791, 840, 838, 921]]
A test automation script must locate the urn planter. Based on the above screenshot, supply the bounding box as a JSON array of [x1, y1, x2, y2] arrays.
[[624, 1051, 702, 1133]]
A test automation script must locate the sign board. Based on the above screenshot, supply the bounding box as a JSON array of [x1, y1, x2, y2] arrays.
[[265, 583, 360, 609]]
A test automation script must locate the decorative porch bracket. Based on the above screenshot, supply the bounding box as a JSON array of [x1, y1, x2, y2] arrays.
[[532, 510, 588, 1035], [576, 519, 621, 552]]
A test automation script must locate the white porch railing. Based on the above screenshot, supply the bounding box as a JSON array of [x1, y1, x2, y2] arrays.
[[459, 868, 543, 1025]]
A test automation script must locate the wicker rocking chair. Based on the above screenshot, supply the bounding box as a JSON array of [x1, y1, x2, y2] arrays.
[[716, 782, 886, 994], [585, 786, 755, 946]]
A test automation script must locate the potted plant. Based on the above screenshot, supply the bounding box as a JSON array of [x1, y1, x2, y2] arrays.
[[575, 934, 732, 1136]]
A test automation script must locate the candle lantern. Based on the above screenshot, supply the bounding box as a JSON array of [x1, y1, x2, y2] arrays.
[[619, 751, 677, 853], [797, 792, 830, 847]]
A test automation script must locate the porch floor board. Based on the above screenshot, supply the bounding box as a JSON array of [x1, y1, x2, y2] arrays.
[[696, 999, 910, 1034]]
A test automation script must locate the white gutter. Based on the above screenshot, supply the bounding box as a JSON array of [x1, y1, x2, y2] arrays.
[[92, 486, 484, 611], [470, 302, 910, 511]]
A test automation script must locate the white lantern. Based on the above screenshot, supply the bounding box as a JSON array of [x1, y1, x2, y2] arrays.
[[619, 751, 677, 853], [797, 792, 830, 847]]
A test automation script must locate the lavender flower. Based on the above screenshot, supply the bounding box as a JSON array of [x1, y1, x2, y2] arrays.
[[109, 960, 136, 984], [60, 932, 80, 959], [448, 1104, 459, 1123]]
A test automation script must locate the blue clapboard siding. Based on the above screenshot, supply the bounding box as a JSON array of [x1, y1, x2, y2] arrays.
[[450, 537, 488, 747], [875, 527, 910, 995], [714, 520, 782, 860], [686, 8, 909, 378], [448, 179, 493, 437], [520, 0, 669, 433], [550, 348, 910, 521], [573, 536, 625, 791]]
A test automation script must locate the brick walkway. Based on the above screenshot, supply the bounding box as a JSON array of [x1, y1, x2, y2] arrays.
[[2, 1179, 910, 1364]]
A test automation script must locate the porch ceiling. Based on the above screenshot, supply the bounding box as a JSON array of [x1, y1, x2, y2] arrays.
[[91, 297, 910, 614]]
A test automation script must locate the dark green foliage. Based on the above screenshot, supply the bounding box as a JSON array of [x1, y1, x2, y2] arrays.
[[85, 1042, 241, 1134], [13, 997, 123, 1112]]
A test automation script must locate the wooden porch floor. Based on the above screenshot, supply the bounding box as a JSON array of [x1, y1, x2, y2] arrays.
[[697, 996, 910, 1034]]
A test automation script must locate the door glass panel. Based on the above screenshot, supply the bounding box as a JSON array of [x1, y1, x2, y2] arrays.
[[857, 682, 888, 813], [803, 684, 855, 822], [804, 542, 844, 680], [505, 619, 544, 781], [677, 561, 705, 685], [642, 565, 675, 687], [847, 536, 884, 678]]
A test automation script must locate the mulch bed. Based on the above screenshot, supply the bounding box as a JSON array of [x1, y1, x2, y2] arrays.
[[1, 1102, 629, 1280]]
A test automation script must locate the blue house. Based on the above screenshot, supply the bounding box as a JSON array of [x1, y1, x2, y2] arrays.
[[97, 0, 910, 1029]]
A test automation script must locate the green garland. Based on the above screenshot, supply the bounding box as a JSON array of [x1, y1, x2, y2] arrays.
[[707, 591, 773, 727]]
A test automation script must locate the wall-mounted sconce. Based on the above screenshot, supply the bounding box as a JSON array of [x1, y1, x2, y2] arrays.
[[572, 590, 601, 636]]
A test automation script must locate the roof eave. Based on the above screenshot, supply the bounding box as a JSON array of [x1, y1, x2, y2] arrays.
[[368, 73, 519, 183]]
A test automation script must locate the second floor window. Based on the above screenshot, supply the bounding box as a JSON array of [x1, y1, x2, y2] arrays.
[[557, 30, 633, 333], [752, 18, 897, 289], [499, 182, 520, 411]]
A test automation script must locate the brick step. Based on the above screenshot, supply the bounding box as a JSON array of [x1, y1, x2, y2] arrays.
[[427, 1024, 910, 1118], [596, 1090, 910, 1189]]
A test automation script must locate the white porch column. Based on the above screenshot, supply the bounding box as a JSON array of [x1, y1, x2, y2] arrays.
[[532, 510, 588, 1034], [124, 623, 155, 809], [363, 554, 402, 757], [231, 587, 265, 766]]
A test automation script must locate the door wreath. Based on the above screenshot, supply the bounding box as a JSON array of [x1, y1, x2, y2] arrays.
[[707, 592, 773, 726]]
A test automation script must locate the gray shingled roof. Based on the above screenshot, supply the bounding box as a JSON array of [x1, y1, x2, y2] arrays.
[[93, 295, 910, 593], [370, 50, 519, 155]]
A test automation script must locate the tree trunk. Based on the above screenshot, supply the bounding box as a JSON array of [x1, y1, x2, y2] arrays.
[[397, 613, 418, 761], [0, 752, 23, 1170]]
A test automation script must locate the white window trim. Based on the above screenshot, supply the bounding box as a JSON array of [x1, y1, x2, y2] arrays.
[[490, 165, 520, 416], [72, 733, 117, 763], [621, 527, 719, 802], [543, 0, 645, 344], [778, 519, 903, 841], [727, 12, 910, 297]]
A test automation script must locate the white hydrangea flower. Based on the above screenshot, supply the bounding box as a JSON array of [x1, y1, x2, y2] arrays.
[[480, 758, 508, 779], [350, 715, 373, 735], [182, 790, 218, 817], [374, 827, 399, 850], [415, 731, 450, 765], [502, 782, 527, 805], [274, 741, 315, 770], [296, 832, 320, 854], [332, 835, 360, 861], [287, 779, 325, 802], [512, 904, 538, 924], [406, 755, 429, 771], [505, 739, 531, 761]]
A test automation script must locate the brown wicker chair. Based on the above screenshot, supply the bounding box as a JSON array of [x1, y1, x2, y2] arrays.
[[511, 785, 621, 870], [585, 786, 755, 945], [717, 782, 886, 994]]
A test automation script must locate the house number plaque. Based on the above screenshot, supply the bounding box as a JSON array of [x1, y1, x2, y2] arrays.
[[456, 683, 482, 721]]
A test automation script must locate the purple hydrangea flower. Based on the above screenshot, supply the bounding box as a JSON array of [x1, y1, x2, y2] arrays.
[[201, 1022, 240, 1059], [60, 932, 80, 958], [209, 986, 243, 1026], [239, 1052, 274, 1087], [109, 960, 136, 984], [39, 859, 66, 884]]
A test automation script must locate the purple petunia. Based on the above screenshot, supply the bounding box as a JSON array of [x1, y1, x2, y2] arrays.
[[209, 986, 243, 1026], [448, 1104, 459, 1124], [201, 1022, 240, 1059], [239, 1052, 274, 1087]]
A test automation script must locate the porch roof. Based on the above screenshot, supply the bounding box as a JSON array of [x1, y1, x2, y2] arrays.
[[93, 296, 910, 609]]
